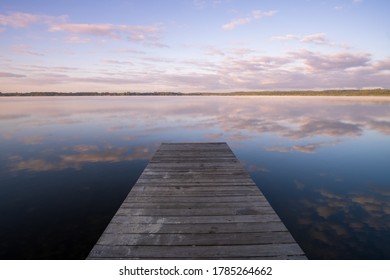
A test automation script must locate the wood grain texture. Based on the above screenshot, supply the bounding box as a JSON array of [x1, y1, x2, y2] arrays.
[[87, 142, 306, 260]]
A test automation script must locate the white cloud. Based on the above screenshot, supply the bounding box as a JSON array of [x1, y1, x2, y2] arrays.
[[223, 10, 277, 30], [11, 44, 44, 56], [205, 46, 226, 56], [0, 11, 164, 46], [272, 33, 338, 46], [271, 34, 300, 41], [101, 59, 134, 65], [0, 12, 66, 28], [301, 33, 329, 45], [252, 10, 276, 19], [0, 72, 26, 78], [65, 35, 91, 44], [49, 23, 162, 44], [290, 49, 371, 71], [0, 12, 40, 28]]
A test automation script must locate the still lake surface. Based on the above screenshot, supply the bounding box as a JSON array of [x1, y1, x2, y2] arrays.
[[0, 96, 389, 259]]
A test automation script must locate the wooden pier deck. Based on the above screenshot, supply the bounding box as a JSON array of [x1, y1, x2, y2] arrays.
[[88, 142, 306, 259]]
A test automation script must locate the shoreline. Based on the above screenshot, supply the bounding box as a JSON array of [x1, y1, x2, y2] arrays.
[[1, 89, 390, 97]]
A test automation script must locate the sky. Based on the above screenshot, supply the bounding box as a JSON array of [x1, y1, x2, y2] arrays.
[[0, 0, 389, 92]]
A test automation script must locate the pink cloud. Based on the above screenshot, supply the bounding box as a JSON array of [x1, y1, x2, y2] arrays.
[[65, 35, 91, 44], [229, 48, 255, 56], [101, 59, 134, 65], [301, 33, 331, 45], [292, 50, 371, 71], [205, 47, 225, 56], [0, 11, 163, 45], [116, 48, 146, 55], [49, 23, 162, 44], [0, 12, 40, 28], [252, 10, 277, 19], [0, 12, 67, 29], [0, 72, 26, 78], [373, 58, 390, 71], [50, 23, 118, 37], [11, 44, 44, 56], [223, 10, 276, 30], [271, 34, 300, 41], [272, 33, 339, 46], [223, 17, 251, 30]]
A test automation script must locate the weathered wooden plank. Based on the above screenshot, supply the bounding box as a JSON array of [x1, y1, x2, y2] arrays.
[[89, 255, 308, 260], [151, 155, 238, 159], [142, 169, 246, 174], [110, 214, 282, 224], [150, 157, 237, 161], [139, 173, 252, 179], [146, 161, 239, 165], [138, 177, 253, 182], [128, 190, 263, 196], [87, 142, 306, 260], [97, 232, 296, 246], [124, 195, 267, 203], [157, 142, 228, 149], [89, 243, 305, 259], [133, 182, 257, 187], [151, 157, 238, 161], [147, 164, 241, 170], [115, 207, 275, 216], [152, 151, 237, 156], [103, 221, 288, 234], [130, 186, 258, 193], [135, 179, 256, 184], [120, 201, 272, 209], [149, 160, 240, 165], [142, 169, 248, 174]]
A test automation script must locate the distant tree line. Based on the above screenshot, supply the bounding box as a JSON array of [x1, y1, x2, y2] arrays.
[[1, 89, 389, 96]]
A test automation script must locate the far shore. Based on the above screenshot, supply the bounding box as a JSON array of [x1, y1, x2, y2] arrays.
[[1, 89, 390, 97]]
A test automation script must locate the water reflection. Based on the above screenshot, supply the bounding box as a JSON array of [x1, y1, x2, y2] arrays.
[[294, 186, 390, 259], [9, 145, 152, 172], [0, 96, 389, 259]]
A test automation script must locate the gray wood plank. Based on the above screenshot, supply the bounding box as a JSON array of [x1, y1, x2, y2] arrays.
[[119, 201, 272, 209], [128, 190, 262, 196], [115, 207, 276, 216], [130, 186, 259, 192], [124, 195, 267, 203], [133, 182, 257, 187], [103, 221, 289, 234], [110, 214, 282, 224], [96, 231, 296, 246], [88, 243, 305, 259]]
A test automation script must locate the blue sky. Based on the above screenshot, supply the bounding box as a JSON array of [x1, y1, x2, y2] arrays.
[[0, 0, 389, 92]]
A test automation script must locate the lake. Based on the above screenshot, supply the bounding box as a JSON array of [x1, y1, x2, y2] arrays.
[[0, 96, 389, 259]]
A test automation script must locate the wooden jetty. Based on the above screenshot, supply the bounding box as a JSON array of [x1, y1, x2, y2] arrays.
[[88, 142, 306, 259]]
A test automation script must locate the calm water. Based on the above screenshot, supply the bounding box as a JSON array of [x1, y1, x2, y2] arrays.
[[0, 96, 389, 259]]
